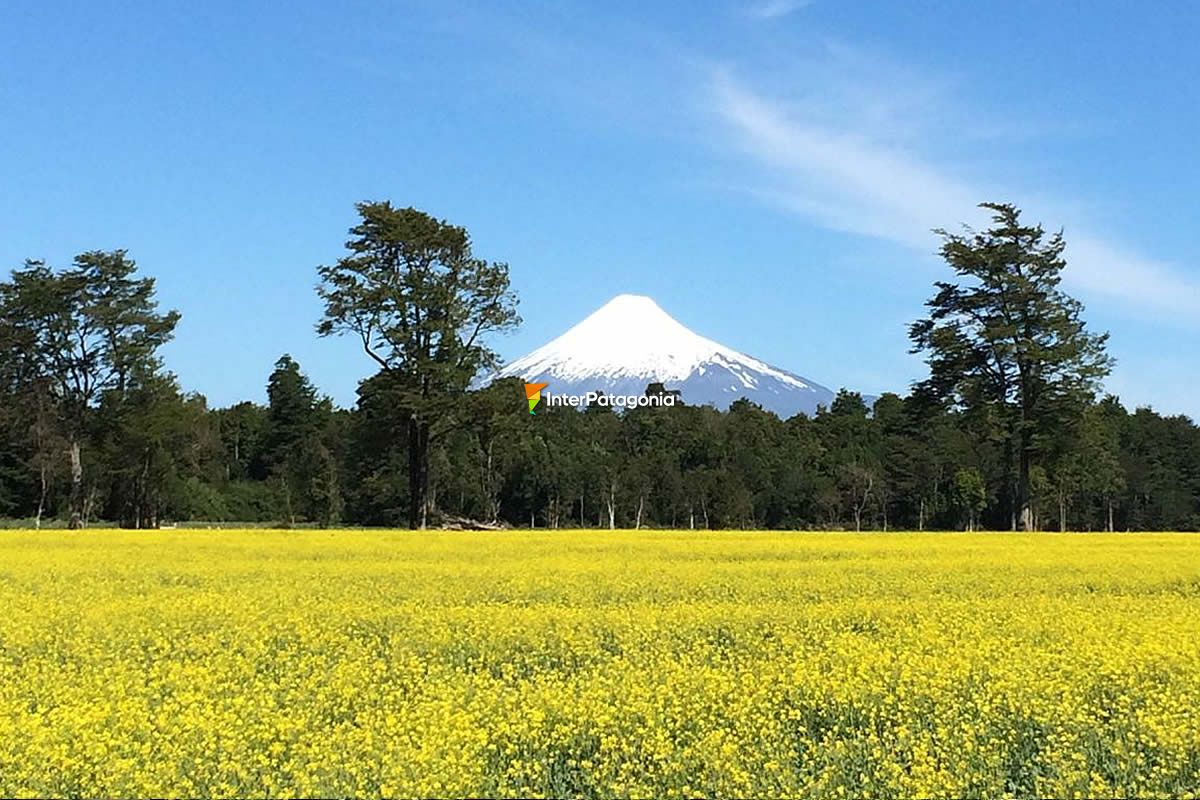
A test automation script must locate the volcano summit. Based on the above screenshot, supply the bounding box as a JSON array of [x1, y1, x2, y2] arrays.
[[488, 294, 836, 418]]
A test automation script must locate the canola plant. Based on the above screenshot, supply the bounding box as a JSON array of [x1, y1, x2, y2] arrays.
[[0, 529, 1197, 798]]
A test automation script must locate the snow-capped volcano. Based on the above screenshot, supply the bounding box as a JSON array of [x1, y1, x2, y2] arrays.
[[488, 294, 835, 418]]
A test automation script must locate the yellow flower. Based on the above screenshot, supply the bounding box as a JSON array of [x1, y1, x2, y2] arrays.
[[0, 529, 1196, 797]]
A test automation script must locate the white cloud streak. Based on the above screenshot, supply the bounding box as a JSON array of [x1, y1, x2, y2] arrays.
[[709, 71, 1200, 318], [749, 0, 813, 19]]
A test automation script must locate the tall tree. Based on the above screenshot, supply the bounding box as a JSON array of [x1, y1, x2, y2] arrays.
[[0, 252, 179, 527], [816, 391, 881, 531], [95, 370, 206, 528], [215, 401, 267, 481], [260, 355, 321, 472], [259, 355, 340, 526], [582, 399, 622, 529], [1085, 397, 1127, 531], [954, 467, 987, 532], [316, 202, 519, 528], [909, 203, 1112, 531]]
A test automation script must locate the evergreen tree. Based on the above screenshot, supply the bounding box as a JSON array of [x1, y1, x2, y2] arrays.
[[260, 355, 340, 526], [910, 203, 1112, 531], [316, 202, 519, 529], [0, 252, 179, 527], [953, 468, 987, 532]]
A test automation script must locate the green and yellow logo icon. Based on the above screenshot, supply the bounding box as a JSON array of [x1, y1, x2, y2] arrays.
[[524, 382, 549, 414]]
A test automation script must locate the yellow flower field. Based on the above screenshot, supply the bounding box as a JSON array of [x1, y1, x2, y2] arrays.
[[0, 530, 1198, 798]]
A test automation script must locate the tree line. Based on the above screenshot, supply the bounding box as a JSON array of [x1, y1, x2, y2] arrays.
[[1, 202, 1197, 530]]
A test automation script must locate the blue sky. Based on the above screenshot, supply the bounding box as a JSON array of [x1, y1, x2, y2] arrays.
[[4, 1, 1200, 416]]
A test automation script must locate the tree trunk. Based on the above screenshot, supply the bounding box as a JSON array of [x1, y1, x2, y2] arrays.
[[1017, 440, 1034, 531], [918, 497, 925, 532], [407, 417, 430, 530], [82, 485, 98, 527], [606, 480, 616, 530], [853, 473, 873, 533], [281, 476, 294, 527], [68, 438, 83, 529], [635, 494, 644, 530], [1058, 492, 1067, 532], [36, 462, 48, 530], [484, 441, 501, 523], [141, 452, 153, 529], [1002, 434, 1017, 531], [423, 473, 434, 529], [1107, 499, 1115, 533]]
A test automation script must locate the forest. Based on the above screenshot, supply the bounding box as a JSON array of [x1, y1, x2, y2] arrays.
[[1, 202, 1198, 531]]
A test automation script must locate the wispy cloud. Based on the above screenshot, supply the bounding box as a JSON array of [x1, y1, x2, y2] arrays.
[[708, 70, 1200, 317], [749, 0, 813, 20], [710, 70, 980, 247]]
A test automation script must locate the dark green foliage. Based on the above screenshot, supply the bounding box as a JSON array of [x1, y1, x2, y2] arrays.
[[0, 251, 180, 527], [910, 204, 1113, 530], [94, 371, 219, 528], [315, 202, 520, 528], [1, 203, 1198, 530], [954, 468, 988, 532], [258, 355, 343, 527]]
